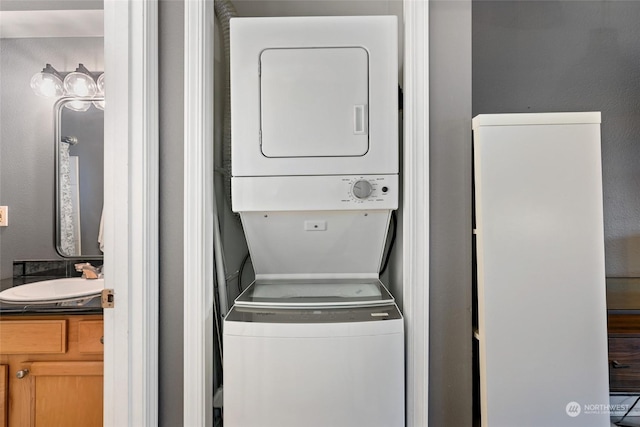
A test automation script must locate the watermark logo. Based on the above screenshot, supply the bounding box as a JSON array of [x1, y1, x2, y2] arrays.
[[565, 401, 630, 417], [565, 401, 581, 417]]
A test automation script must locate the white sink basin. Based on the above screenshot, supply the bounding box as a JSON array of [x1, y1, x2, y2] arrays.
[[0, 278, 104, 304]]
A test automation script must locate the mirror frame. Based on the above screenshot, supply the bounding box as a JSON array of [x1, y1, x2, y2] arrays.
[[54, 96, 105, 259]]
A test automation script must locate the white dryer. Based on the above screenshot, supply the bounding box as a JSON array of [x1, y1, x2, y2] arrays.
[[230, 16, 398, 178]]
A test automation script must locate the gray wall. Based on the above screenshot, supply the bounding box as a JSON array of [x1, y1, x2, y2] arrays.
[[158, 0, 184, 426], [0, 1, 102, 11], [0, 37, 103, 279], [473, 0, 640, 277], [430, 1, 473, 426]]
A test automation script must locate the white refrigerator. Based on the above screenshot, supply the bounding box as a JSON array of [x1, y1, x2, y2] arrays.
[[473, 112, 610, 427]]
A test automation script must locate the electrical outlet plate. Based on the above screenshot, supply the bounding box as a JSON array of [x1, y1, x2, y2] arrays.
[[0, 206, 7, 226]]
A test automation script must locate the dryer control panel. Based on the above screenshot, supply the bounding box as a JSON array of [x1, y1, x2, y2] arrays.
[[232, 175, 398, 212], [345, 177, 392, 204]]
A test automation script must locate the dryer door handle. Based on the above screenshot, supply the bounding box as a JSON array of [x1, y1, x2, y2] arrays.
[[353, 104, 368, 135]]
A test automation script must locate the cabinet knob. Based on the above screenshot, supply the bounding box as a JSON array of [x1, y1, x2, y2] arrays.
[[16, 369, 29, 379], [611, 360, 631, 369], [100, 336, 104, 345]]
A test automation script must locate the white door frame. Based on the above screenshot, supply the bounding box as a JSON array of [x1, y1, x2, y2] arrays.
[[103, 1, 159, 426], [183, 0, 429, 425], [402, 1, 430, 425], [183, 0, 216, 426]]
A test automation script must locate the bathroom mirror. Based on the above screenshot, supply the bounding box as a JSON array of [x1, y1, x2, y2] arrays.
[[55, 97, 104, 258]]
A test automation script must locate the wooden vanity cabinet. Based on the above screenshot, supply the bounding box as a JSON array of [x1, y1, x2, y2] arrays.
[[0, 315, 103, 427], [0, 365, 7, 427]]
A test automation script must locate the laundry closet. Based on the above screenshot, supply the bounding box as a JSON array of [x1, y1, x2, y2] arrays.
[[210, 2, 406, 427]]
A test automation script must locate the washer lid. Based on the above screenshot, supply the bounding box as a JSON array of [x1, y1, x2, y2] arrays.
[[234, 278, 395, 308], [226, 304, 402, 325]]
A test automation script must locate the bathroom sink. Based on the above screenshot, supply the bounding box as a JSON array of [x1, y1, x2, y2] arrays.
[[0, 278, 104, 304]]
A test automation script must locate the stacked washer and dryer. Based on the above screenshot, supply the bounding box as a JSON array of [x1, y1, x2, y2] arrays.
[[223, 16, 404, 427]]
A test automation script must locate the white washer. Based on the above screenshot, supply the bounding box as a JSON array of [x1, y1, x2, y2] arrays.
[[224, 280, 404, 427]]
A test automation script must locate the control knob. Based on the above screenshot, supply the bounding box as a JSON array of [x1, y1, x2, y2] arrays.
[[352, 180, 373, 199]]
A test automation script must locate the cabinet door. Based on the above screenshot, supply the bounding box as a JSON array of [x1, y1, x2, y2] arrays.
[[473, 113, 609, 427], [0, 365, 6, 427], [22, 361, 103, 427]]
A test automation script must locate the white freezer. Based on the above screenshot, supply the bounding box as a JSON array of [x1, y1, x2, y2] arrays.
[[473, 112, 610, 427]]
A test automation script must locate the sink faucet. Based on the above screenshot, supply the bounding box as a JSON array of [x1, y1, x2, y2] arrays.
[[74, 262, 103, 279]]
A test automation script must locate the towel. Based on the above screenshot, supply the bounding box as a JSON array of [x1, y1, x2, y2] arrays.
[[98, 207, 104, 252]]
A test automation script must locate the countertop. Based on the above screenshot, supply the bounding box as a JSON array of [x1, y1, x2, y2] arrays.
[[0, 276, 102, 315], [607, 277, 640, 313]]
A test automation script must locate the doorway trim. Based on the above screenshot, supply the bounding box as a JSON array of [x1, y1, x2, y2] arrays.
[[402, 1, 430, 425], [182, 1, 429, 425], [183, 0, 216, 426], [103, 0, 159, 426]]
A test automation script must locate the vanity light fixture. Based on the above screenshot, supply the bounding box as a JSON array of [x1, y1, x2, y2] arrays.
[[31, 63, 105, 110]]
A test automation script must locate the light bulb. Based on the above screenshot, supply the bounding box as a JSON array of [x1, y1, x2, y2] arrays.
[[96, 73, 105, 94], [30, 71, 64, 98], [64, 71, 97, 97], [93, 74, 105, 109]]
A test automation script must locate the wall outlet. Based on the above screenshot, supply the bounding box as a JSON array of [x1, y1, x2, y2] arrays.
[[0, 206, 7, 226]]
